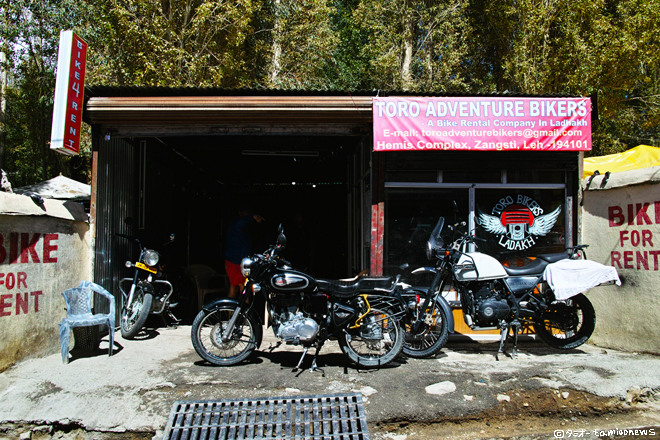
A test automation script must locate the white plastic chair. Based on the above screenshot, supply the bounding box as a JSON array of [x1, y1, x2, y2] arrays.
[[185, 264, 228, 312], [59, 281, 115, 364]]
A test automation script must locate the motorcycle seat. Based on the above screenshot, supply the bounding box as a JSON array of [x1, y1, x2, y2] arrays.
[[503, 252, 569, 276], [537, 252, 571, 263], [316, 276, 395, 298]]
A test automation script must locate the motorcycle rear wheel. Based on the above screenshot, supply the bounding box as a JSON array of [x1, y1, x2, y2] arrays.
[[120, 288, 152, 339], [338, 306, 404, 368], [533, 293, 595, 349], [191, 306, 258, 366], [403, 298, 449, 358]]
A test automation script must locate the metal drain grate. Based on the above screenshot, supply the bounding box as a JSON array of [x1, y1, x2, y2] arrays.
[[163, 392, 369, 440]]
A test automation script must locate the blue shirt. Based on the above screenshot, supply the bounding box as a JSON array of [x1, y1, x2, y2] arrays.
[[225, 214, 254, 264]]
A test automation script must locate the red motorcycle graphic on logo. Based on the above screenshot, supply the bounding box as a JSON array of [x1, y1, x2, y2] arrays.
[[478, 201, 561, 250]]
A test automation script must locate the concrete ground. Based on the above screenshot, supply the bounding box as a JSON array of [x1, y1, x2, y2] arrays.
[[1, 322, 660, 440]]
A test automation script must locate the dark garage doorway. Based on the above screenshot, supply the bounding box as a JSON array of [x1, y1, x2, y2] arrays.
[[95, 132, 370, 320]]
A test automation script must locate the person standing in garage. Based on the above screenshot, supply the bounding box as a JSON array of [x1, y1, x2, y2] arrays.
[[225, 206, 265, 298]]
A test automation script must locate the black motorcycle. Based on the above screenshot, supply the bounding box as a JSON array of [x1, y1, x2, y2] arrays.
[[117, 233, 178, 339], [190, 226, 407, 371], [398, 276, 453, 358], [418, 217, 603, 359]]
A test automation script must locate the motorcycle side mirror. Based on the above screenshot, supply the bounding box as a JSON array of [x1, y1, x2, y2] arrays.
[[277, 224, 287, 247], [399, 263, 409, 271], [170, 233, 175, 242]]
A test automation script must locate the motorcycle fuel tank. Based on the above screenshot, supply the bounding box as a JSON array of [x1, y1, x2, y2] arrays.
[[269, 270, 317, 294], [454, 252, 508, 281]]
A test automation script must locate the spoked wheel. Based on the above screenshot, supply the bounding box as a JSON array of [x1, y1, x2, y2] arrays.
[[403, 297, 449, 358], [120, 287, 152, 339], [533, 293, 596, 349], [338, 307, 404, 368], [191, 306, 258, 366]]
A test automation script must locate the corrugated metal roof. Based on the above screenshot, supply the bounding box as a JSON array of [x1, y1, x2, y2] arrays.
[[84, 85, 581, 99], [83, 86, 595, 135]]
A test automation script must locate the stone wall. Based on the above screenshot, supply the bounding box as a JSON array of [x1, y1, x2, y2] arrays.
[[581, 166, 660, 355], [0, 192, 91, 371]]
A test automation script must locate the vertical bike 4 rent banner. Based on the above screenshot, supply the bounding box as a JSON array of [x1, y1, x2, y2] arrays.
[[373, 97, 592, 152]]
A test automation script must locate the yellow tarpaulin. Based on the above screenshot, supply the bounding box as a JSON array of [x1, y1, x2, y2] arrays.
[[583, 145, 660, 178]]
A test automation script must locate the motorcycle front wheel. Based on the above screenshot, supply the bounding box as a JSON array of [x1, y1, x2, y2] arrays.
[[338, 306, 404, 368], [402, 297, 449, 358], [533, 293, 596, 349], [120, 287, 153, 339], [191, 306, 258, 366]]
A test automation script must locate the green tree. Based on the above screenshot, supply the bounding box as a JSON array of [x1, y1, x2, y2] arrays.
[[589, 0, 660, 154], [0, 0, 92, 187], [259, 0, 339, 89], [352, 0, 471, 92], [84, 0, 258, 87]]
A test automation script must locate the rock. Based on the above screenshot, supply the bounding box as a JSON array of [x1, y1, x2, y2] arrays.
[[562, 392, 570, 399], [20, 432, 31, 440], [383, 433, 408, 440], [626, 386, 642, 404], [463, 395, 474, 401], [359, 386, 378, 397], [497, 394, 510, 402], [31, 427, 52, 434], [285, 388, 301, 394], [425, 381, 456, 395]]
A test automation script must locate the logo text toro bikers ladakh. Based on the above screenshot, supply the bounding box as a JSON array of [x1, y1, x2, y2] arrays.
[[478, 195, 561, 251]]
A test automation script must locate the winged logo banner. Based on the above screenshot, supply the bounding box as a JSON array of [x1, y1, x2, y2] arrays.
[[477, 197, 562, 251]]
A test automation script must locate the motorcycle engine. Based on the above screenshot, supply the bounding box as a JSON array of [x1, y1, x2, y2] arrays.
[[274, 307, 319, 344], [462, 281, 511, 327]]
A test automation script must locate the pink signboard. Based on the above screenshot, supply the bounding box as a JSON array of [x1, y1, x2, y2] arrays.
[[373, 97, 592, 152]]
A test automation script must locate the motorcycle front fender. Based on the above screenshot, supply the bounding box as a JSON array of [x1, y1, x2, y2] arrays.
[[411, 267, 438, 275], [434, 294, 455, 334], [410, 268, 455, 333], [201, 298, 264, 349]]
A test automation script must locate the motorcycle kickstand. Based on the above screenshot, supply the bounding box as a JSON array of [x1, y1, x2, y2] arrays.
[[496, 322, 509, 361], [510, 320, 521, 359], [165, 309, 181, 328], [309, 342, 326, 377], [293, 347, 309, 373], [292, 343, 326, 377]]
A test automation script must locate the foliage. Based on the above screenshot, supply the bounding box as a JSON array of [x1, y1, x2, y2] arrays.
[[258, 0, 339, 89], [0, 0, 92, 187], [84, 0, 257, 87], [352, 0, 471, 92], [2, 0, 660, 186]]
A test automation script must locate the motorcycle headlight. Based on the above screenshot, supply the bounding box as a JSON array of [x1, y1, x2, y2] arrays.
[[241, 257, 254, 278], [143, 249, 160, 267]]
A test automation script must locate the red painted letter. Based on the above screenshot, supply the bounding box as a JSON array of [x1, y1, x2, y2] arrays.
[[608, 206, 624, 227], [30, 291, 43, 312], [43, 234, 58, 263], [9, 232, 19, 264], [636, 203, 652, 225], [20, 233, 41, 263], [17, 272, 27, 288], [650, 250, 660, 271], [15, 292, 29, 315], [0, 295, 12, 317], [642, 230, 654, 247], [624, 251, 634, 269], [636, 251, 649, 270]]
